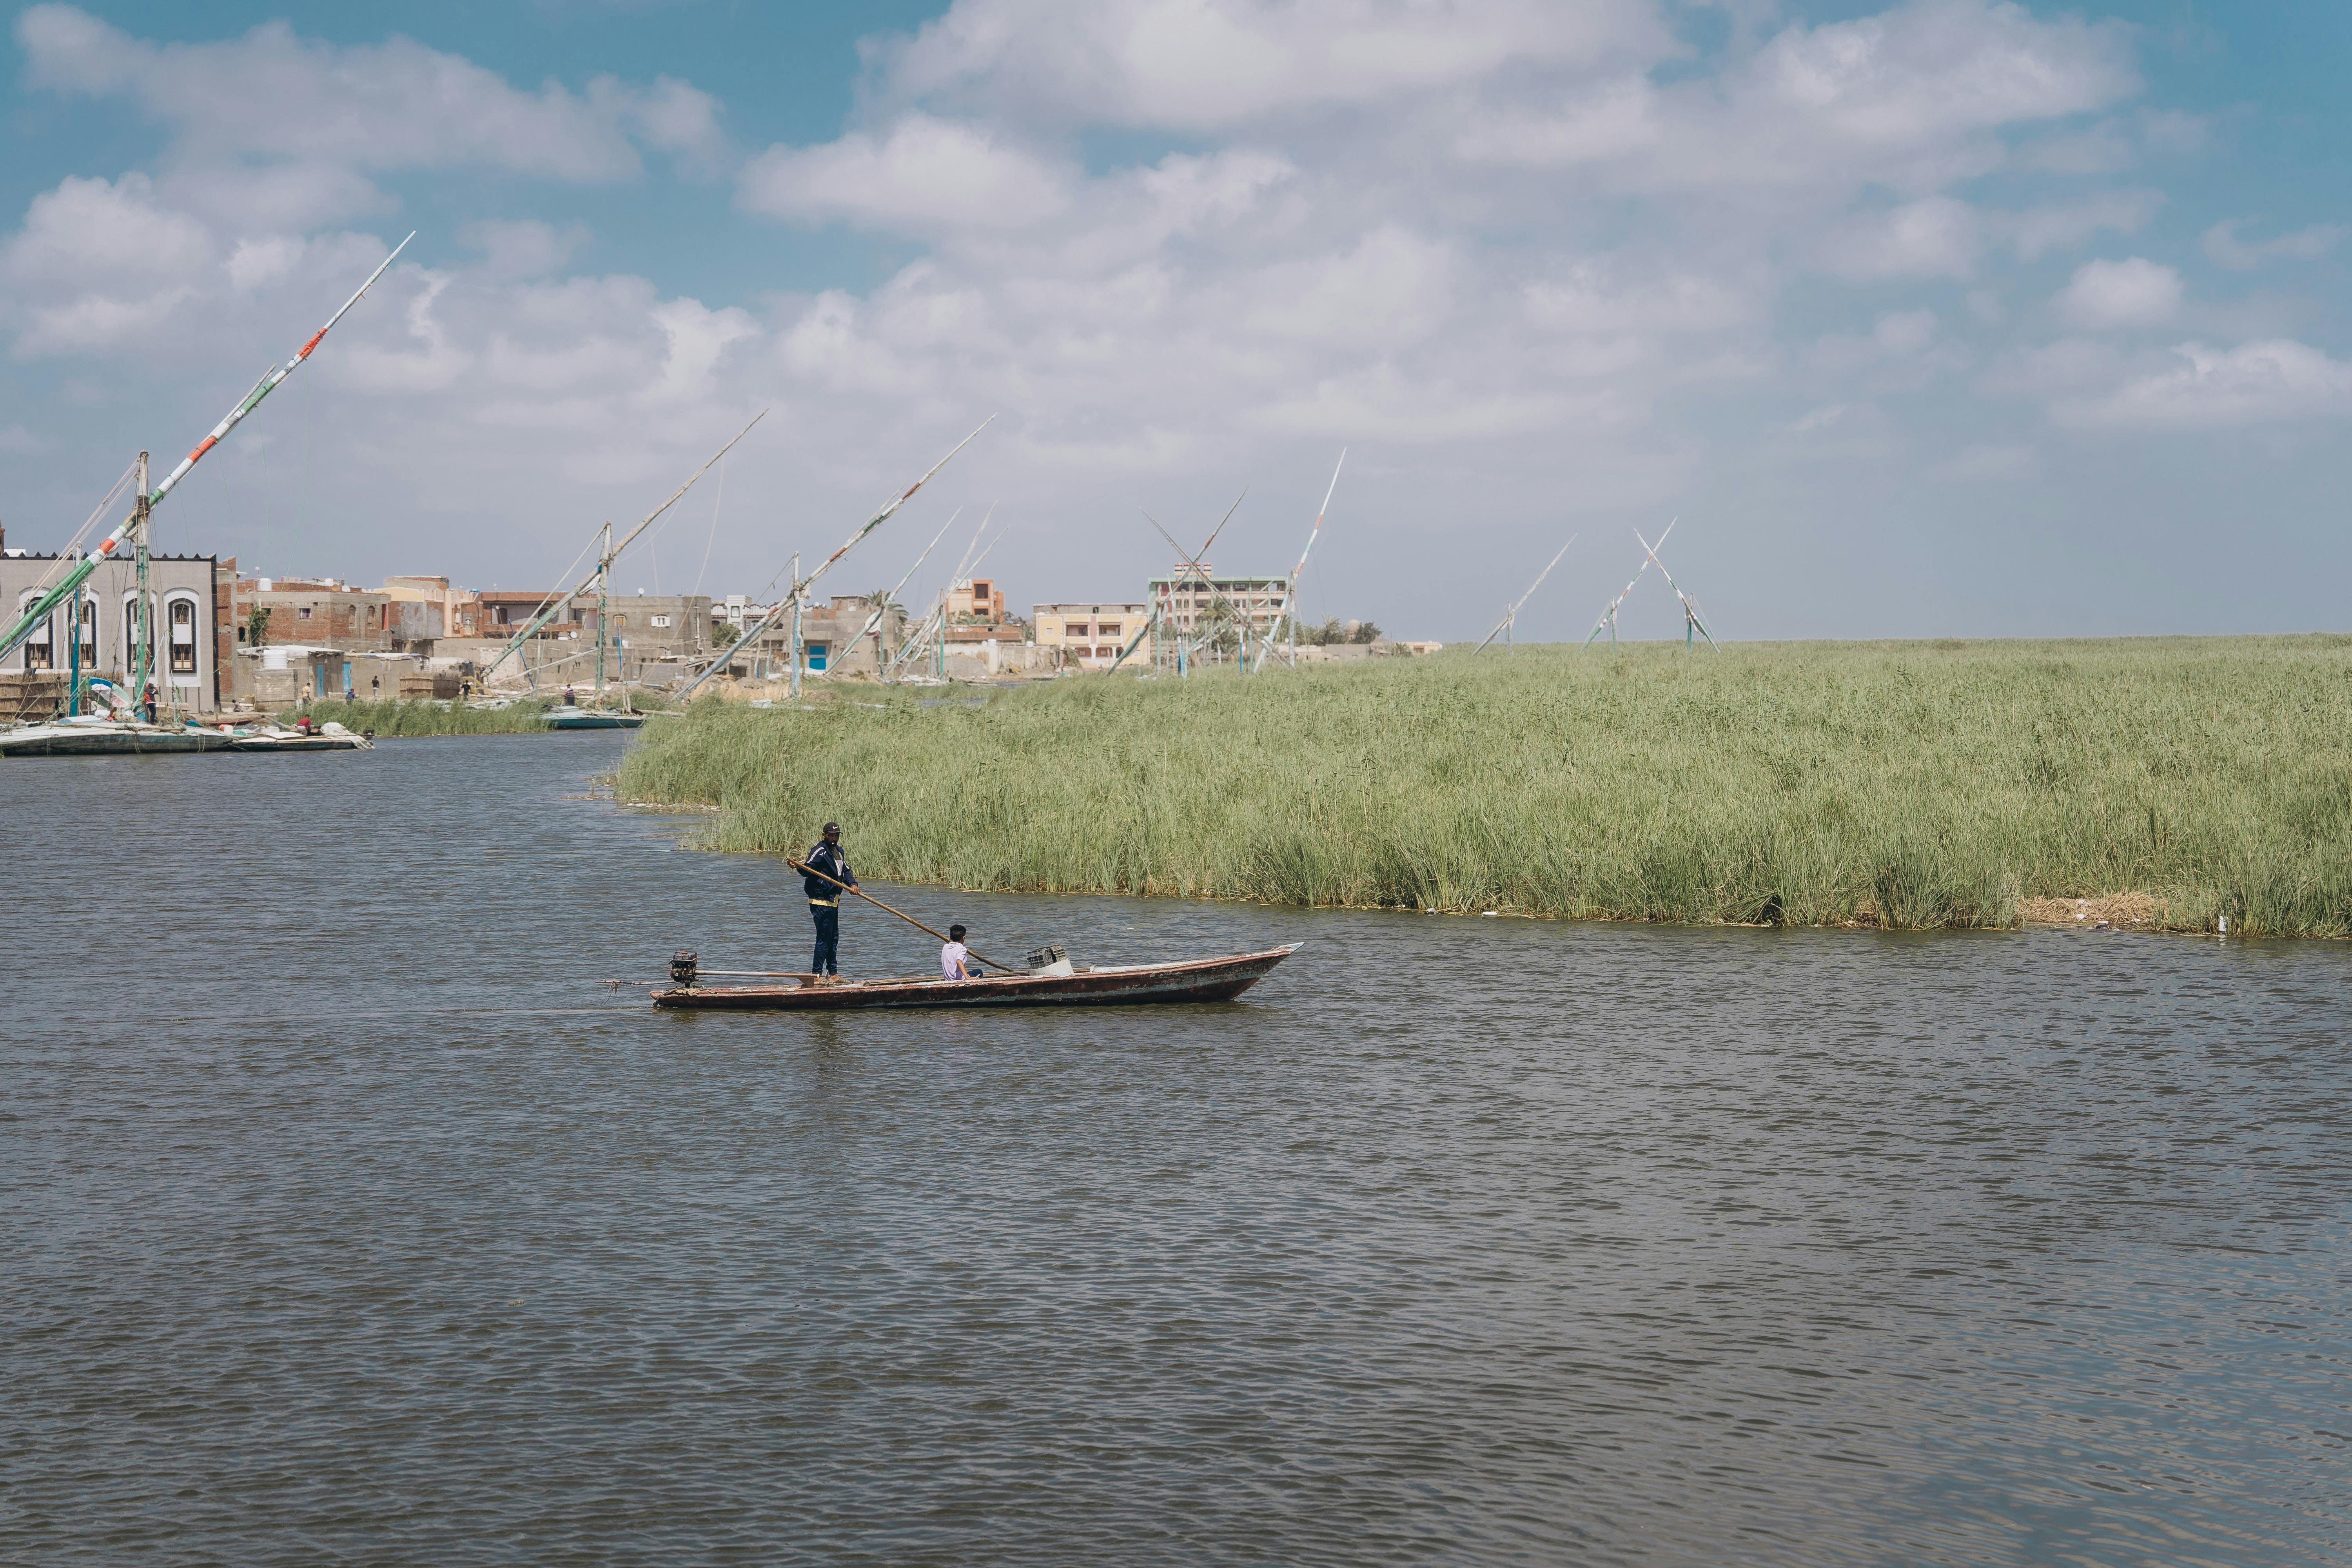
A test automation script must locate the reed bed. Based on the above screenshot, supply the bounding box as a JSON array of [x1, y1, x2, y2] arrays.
[[617, 637, 2352, 936], [299, 698, 555, 735]]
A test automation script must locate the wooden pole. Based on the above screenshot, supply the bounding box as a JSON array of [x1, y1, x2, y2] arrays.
[[788, 856, 1016, 972]]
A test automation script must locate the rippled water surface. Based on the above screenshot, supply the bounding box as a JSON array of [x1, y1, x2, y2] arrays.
[[4, 733, 2349, 1566]]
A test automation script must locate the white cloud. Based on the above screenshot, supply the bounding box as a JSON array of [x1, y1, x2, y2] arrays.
[[1243, 227, 1454, 348], [1465, 0, 2138, 196], [18, 7, 658, 180], [1249, 361, 1586, 441], [738, 114, 1070, 232], [1822, 198, 1982, 280], [2, 174, 214, 354], [2061, 339, 2352, 430], [880, 0, 1668, 131], [2201, 220, 2345, 271], [1524, 262, 1757, 337], [1928, 441, 2036, 480], [2058, 257, 2181, 330], [2008, 190, 2162, 260], [227, 235, 305, 292]]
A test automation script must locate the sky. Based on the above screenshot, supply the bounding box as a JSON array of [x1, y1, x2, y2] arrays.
[[0, 0, 2347, 643]]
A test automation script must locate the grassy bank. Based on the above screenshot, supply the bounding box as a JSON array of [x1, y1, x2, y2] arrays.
[[298, 698, 555, 735], [616, 637, 2352, 936]]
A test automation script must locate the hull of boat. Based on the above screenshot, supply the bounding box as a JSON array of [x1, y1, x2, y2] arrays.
[[545, 710, 645, 730], [653, 942, 1301, 1012], [0, 725, 238, 756], [228, 735, 372, 751]]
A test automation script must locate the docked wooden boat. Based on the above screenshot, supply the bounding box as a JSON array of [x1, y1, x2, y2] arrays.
[[0, 717, 237, 756], [653, 942, 1301, 1011], [544, 705, 645, 731], [224, 721, 374, 751]]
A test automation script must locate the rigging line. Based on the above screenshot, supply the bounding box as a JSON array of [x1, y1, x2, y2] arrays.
[[17, 459, 142, 599], [691, 456, 726, 596]]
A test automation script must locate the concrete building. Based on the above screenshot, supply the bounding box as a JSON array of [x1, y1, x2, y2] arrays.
[[379, 575, 480, 644], [947, 575, 1006, 623], [582, 592, 713, 679], [1034, 602, 1150, 668], [736, 595, 909, 679], [1147, 564, 1291, 641], [3, 550, 227, 711]]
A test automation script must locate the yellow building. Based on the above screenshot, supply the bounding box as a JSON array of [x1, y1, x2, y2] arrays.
[[947, 576, 1005, 623], [1033, 602, 1149, 668]]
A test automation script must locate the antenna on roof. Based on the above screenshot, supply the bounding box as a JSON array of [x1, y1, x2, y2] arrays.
[[1472, 532, 1576, 655]]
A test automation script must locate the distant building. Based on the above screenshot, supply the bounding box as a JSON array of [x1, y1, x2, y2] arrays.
[[947, 575, 1005, 623], [2, 550, 227, 710], [1146, 563, 1291, 641], [379, 575, 478, 644], [582, 592, 713, 679], [1034, 602, 1149, 668], [737, 594, 909, 677], [238, 576, 396, 654], [474, 590, 577, 639]]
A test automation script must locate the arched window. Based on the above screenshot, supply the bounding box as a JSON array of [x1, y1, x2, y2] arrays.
[[76, 597, 97, 667], [168, 595, 198, 674], [17, 591, 53, 671], [121, 592, 159, 677]]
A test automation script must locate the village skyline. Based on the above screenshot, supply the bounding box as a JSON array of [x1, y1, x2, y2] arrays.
[[1, 1, 2347, 643]]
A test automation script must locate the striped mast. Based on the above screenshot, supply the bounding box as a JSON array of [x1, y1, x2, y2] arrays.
[[886, 505, 993, 681], [890, 516, 1007, 681], [0, 234, 414, 662], [1473, 532, 1577, 655], [1144, 489, 1246, 674], [1265, 447, 1345, 671], [477, 409, 769, 691], [844, 505, 961, 673], [1582, 519, 1673, 650], [675, 416, 994, 702], [1637, 525, 1715, 650]]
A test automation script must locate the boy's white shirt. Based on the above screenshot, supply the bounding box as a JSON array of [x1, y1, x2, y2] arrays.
[[941, 941, 971, 980]]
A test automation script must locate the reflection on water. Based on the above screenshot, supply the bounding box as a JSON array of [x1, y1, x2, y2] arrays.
[[3, 734, 2347, 1566]]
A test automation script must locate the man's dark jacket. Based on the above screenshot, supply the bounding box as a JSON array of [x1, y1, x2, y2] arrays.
[[804, 842, 854, 902]]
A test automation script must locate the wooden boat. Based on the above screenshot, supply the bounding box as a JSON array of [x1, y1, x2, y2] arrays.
[[225, 721, 374, 751], [653, 942, 1301, 1012], [0, 717, 237, 756], [543, 705, 645, 731]]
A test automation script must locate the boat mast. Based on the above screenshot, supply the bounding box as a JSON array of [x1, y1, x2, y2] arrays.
[[788, 552, 801, 700], [595, 521, 611, 708], [133, 452, 151, 717]]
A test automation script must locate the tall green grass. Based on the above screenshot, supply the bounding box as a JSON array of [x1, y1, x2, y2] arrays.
[[616, 637, 2352, 936], [299, 698, 555, 735]]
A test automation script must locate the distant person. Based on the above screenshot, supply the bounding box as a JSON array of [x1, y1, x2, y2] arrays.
[[802, 822, 857, 979], [942, 924, 982, 982], [564, 683, 576, 706], [140, 682, 158, 724]]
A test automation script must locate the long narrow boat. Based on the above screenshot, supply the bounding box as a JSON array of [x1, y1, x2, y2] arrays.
[[653, 942, 1301, 1012], [543, 705, 645, 731], [0, 718, 236, 755]]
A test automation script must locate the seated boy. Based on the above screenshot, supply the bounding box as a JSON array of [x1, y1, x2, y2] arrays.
[[941, 925, 983, 982]]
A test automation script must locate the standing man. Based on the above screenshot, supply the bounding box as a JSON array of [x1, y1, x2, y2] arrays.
[[803, 822, 857, 980]]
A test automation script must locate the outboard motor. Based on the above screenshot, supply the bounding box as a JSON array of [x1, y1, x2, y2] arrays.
[[669, 950, 699, 988], [1024, 943, 1074, 978]]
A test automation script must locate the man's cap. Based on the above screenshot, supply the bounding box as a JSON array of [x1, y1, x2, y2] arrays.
[[822, 822, 841, 834]]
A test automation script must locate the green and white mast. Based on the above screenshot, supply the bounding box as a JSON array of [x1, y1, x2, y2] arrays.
[[0, 236, 413, 664]]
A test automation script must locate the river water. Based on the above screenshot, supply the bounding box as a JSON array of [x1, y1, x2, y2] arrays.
[[3, 733, 2347, 1566]]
